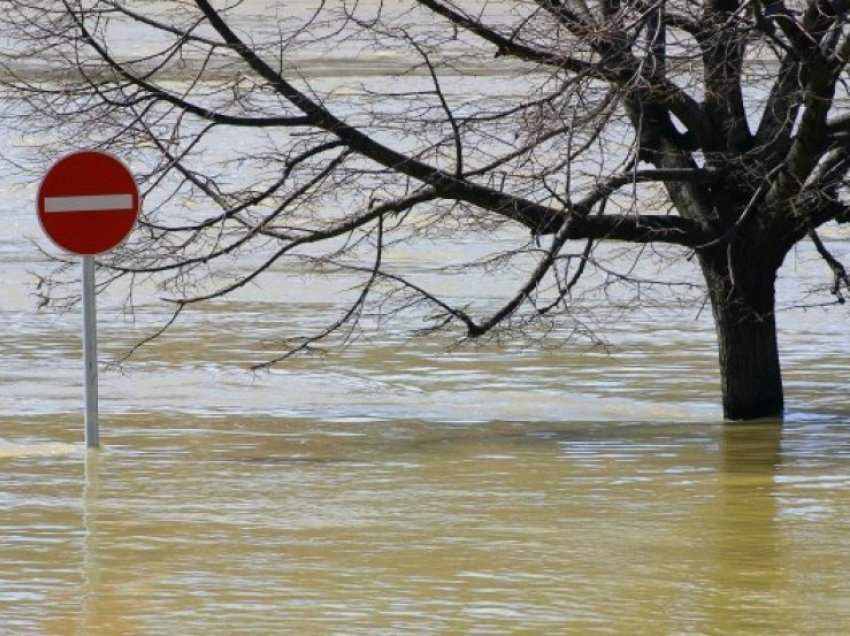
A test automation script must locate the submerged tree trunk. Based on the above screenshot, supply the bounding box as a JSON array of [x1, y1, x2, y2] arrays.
[[701, 252, 784, 420]]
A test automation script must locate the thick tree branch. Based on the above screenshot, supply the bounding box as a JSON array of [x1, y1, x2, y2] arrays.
[[702, 1, 752, 152], [809, 228, 850, 302]]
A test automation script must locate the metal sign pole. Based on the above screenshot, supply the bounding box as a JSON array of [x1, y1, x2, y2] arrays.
[[82, 256, 99, 448]]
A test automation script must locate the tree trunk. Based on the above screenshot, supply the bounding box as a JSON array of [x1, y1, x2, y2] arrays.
[[701, 255, 784, 420]]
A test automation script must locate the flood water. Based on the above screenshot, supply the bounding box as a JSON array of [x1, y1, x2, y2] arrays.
[[4, 222, 850, 635], [2, 416, 850, 635], [3, 2, 850, 634]]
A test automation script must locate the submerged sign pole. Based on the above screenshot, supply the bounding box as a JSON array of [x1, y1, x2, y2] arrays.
[[82, 256, 99, 447], [37, 151, 140, 448]]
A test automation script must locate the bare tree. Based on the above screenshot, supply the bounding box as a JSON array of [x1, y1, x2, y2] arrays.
[[2, 0, 850, 419]]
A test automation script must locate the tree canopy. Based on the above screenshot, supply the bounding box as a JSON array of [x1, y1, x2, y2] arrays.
[[3, 1, 850, 419]]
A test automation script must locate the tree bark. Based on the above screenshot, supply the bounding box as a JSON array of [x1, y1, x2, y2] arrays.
[[701, 253, 784, 420]]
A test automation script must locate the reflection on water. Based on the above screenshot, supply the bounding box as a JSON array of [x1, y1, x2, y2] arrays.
[[713, 425, 784, 633], [2, 416, 850, 633]]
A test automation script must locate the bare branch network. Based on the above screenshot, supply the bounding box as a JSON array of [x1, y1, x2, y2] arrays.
[[2, 0, 850, 418]]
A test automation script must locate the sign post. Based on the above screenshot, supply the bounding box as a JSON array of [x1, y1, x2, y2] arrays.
[[82, 256, 98, 448], [37, 151, 140, 448]]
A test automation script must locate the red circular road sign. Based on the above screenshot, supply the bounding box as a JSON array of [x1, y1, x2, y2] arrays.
[[37, 151, 140, 255]]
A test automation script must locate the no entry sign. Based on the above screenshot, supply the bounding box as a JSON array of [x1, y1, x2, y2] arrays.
[[36, 150, 141, 448], [37, 151, 139, 255]]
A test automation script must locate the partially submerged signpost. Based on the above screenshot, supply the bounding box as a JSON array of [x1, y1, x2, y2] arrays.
[[37, 151, 140, 448]]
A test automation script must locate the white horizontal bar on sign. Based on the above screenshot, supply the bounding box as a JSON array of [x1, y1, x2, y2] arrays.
[[44, 194, 134, 213]]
